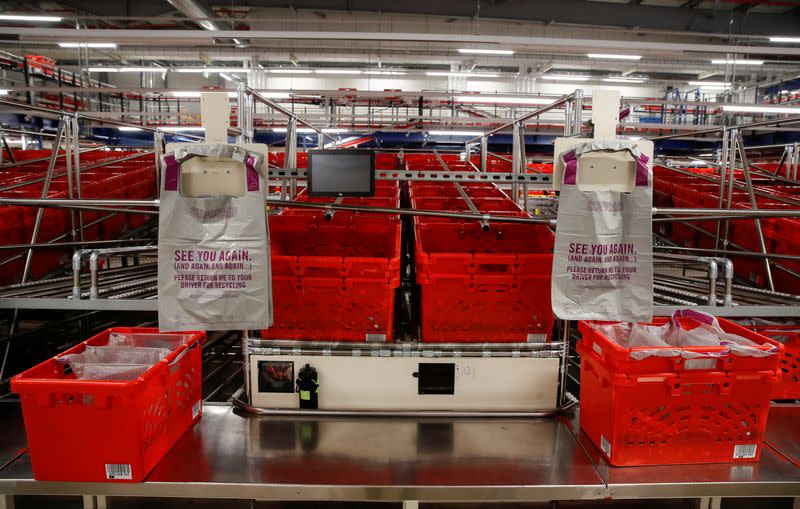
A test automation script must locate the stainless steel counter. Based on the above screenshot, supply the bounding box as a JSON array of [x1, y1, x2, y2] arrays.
[[1, 403, 799, 502]]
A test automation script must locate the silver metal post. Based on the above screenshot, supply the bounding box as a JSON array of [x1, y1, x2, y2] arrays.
[[479, 136, 488, 172], [242, 329, 251, 404], [63, 116, 78, 243], [154, 130, 164, 198], [722, 128, 738, 248], [511, 121, 522, 204], [286, 117, 298, 198], [735, 130, 775, 291], [572, 90, 583, 135], [714, 128, 729, 250], [71, 115, 85, 242], [558, 321, 570, 406]]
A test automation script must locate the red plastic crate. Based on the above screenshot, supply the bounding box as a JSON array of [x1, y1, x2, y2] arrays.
[[748, 325, 800, 400], [415, 221, 554, 342], [11, 327, 205, 482], [576, 318, 782, 466], [262, 215, 401, 341]]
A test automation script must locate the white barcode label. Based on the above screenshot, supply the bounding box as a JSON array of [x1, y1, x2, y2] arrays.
[[192, 400, 201, 419], [366, 333, 386, 342], [733, 444, 757, 459], [684, 358, 717, 370], [527, 333, 547, 343], [105, 463, 132, 480], [600, 435, 612, 458]]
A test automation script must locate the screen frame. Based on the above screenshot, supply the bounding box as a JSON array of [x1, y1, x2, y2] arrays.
[[307, 149, 375, 197]]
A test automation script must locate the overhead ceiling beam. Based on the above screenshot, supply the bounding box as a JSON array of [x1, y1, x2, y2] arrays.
[[8, 27, 800, 56], [164, 0, 244, 45]]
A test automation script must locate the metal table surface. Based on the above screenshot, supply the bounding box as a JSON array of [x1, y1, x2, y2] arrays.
[[0, 404, 607, 501], [1, 403, 799, 502]]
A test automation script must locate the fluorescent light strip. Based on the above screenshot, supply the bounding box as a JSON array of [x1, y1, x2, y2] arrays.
[[587, 53, 641, 60], [426, 72, 500, 78], [455, 95, 553, 105], [272, 128, 347, 133], [314, 69, 362, 74], [364, 70, 406, 75], [171, 91, 237, 98], [770, 36, 800, 43], [710, 59, 764, 65], [158, 126, 205, 132], [0, 90, 8, 96], [603, 77, 646, 83], [722, 105, 800, 114], [688, 81, 731, 87], [176, 68, 251, 73], [88, 67, 165, 73], [458, 48, 514, 55], [118, 127, 143, 132], [427, 130, 483, 136], [59, 42, 116, 48], [268, 69, 312, 74], [0, 14, 62, 22], [541, 75, 591, 81]]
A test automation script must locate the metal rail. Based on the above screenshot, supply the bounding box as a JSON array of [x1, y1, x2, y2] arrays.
[[649, 114, 800, 141]]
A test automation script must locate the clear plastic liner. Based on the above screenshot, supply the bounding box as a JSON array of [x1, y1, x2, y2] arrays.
[[60, 346, 171, 366], [67, 362, 152, 381], [591, 309, 779, 360], [107, 332, 191, 350]]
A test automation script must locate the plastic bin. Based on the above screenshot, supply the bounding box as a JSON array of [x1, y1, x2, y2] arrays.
[[748, 325, 800, 400], [11, 327, 205, 482], [415, 221, 554, 342], [576, 318, 782, 466], [262, 215, 401, 341]]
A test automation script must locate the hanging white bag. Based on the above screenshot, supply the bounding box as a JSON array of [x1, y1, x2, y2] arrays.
[[157, 144, 273, 331], [551, 142, 653, 322]]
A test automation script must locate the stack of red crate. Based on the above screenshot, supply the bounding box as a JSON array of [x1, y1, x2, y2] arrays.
[[653, 164, 800, 294], [407, 156, 554, 343], [262, 179, 402, 342], [0, 149, 157, 284]]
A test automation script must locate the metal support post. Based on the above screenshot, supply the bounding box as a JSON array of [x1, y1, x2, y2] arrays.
[[0, 495, 14, 509], [511, 122, 522, 204], [286, 117, 298, 199], [558, 321, 571, 406], [479, 136, 488, 172], [571, 90, 583, 136], [563, 100, 573, 136], [71, 115, 85, 241], [242, 329, 251, 404], [714, 128, 729, 251], [154, 130, 165, 198], [63, 117, 78, 242], [721, 129, 738, 249], [735, 130, 775, 291]]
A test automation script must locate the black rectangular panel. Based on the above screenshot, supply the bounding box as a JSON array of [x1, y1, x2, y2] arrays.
[[417, 363, 455, 395], [307, 149, 375, 197]]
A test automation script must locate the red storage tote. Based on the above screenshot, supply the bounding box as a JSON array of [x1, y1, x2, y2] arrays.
[[415, 221, 554, 342], [576, 317, 782, 466], [11, 327, 205, 482], [748, 325, 800, 400], [262, 215, 401, 341]]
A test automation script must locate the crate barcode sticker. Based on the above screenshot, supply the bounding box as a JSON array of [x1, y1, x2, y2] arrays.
[[733, 444, 757, 459], [192, 400, 201, 419], [600, 435, 612, 458], [684, 358, 717, 370], [527, 334, 547, 343], [366, 333, 386, 342], [105, 463, 132, 480]]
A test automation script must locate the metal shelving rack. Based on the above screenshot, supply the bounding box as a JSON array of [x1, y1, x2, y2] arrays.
[[0, 89, 800, 508]]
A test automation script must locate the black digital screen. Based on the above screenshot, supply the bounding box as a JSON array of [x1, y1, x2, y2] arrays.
[[307, 149, 375, 197]]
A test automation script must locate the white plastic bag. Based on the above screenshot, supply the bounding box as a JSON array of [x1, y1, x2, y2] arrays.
[[591, 309, 779, 360], [59, 346, 170, 366], [108, 332, 192, 350], [158, 144, 273, 331], [551, 142, 653, 322], [67, 362, 152, 381]]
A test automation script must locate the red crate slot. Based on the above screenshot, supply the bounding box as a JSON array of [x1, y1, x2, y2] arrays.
[[749, 326, 800, 400], [11, 327, 205, 482], [262, 215, 401, 341], [415, 222, 554, 342], [576, 318, 782, 466]]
